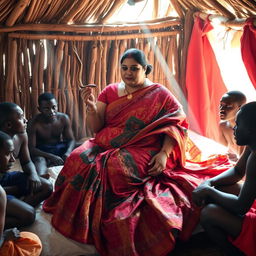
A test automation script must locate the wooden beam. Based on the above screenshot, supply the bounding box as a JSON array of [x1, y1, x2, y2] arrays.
[[0, 18, 181, 33], [8, 30, 180, 41]]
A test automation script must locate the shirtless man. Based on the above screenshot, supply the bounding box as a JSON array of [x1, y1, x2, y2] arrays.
[[219, 91, 246, 160], [27, 92, 75, 178], [0, 130, 36, 228], [0, 102, 52, 227], [193, 102, 256, 256]]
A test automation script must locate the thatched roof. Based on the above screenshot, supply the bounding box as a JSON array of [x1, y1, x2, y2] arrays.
[[0, 0, 255, 27]]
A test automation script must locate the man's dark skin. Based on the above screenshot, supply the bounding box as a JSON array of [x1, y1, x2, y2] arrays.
[[27, 94, 75, 178], [193, 102, 256, 256]]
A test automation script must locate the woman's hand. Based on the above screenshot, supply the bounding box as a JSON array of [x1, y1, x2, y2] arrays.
[[80, 87, 97, 113], [148, 151, 168, 176]]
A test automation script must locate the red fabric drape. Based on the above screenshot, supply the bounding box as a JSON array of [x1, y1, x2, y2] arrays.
[[186, 17, 227, 141], [241, 18, 256, 88]]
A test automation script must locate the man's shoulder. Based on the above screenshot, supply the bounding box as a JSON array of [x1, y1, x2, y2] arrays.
[[219, 121, 231, 130], [57, 112, 70, 122]]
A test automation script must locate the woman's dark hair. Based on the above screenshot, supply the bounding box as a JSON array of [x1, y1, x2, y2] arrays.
[[120, 48, 153, 76]]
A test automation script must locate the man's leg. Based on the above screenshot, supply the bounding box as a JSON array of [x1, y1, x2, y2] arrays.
[[5, 197, 35, 228], [201, 203, 245, 256], [33, 156, 50, 179], [23, 177, 53, 207]]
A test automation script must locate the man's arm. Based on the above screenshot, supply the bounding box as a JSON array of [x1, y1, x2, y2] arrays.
[[208, 146, 250, 187], [192, 147, 250, 206], [0, 186, 6, 247], [18, 133, 41, 192], [62, 114, 75, 157], [205, 151, 256, 215]]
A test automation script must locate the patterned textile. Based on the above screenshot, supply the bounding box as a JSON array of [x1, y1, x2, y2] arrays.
[[43, 84, 229, 256]]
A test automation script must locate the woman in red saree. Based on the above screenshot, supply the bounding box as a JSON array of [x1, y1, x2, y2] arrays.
[[43, 48, 228, 256]]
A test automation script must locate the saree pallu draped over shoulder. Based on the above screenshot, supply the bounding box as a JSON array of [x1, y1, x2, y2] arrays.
[[43, 84, 229, 256]]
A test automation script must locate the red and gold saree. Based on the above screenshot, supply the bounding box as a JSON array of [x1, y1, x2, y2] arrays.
[[43, 84, 229, 256]]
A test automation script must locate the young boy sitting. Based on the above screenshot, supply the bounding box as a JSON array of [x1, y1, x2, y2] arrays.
[[0, 183, 42, 255], [0, 102, 52, 224], [0, 130, 36, 229], [193, 101, 256, 256], [219, 90, 246, 161], [27, 92, 75, 178]]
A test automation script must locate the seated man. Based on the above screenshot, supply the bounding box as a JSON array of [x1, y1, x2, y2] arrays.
[[0, 184, 42, 256], [0, 102, 52, 227], [193, 101, 256, 256], [219, 90, 246, 161], [27, 92, 75, 178]]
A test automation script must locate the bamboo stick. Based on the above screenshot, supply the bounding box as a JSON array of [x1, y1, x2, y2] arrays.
[[0, 18, 181, 33], [21, 39, 31, 113], [0, 0, 15, 22], [5, 38, 17, 102], [169, 0, 184, 19], [24, 0, 38, 23], [153, 0, 159, 19], [100, 0, 128, 23], [45, 40, 54, 92], [5, 0, 30, 27], [8, 30, 180, 41], [205, 0, 236, 19], [194, 11, 248, 28], [53, 41, 65, 96], [60, 0, 90, 23], [38, 42, 44, 94]]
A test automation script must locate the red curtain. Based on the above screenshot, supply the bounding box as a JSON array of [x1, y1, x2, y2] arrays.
[[241, 18, 256, 88], [186, 17, 227, 141]]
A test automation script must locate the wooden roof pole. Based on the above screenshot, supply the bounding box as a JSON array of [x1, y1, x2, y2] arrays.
[[194, 11, 256, 28], [60, 1, 91, 23], [0, 18, 181, 33], [100, 0, 127, 23], [5, 0, 30, 27], [169, 0, 184, 19], [205, 0, 236, 19], [8, 30, 180, 41]]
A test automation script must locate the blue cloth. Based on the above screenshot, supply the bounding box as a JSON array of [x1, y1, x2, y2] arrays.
[[37, 142, 68, 157], [0, 171, 29, 200]]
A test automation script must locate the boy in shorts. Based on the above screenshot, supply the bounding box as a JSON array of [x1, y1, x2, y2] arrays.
[[0, 102, 52, 227]]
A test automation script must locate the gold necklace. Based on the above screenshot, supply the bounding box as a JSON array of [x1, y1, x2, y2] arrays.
[[124, 85, 133, 100]]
